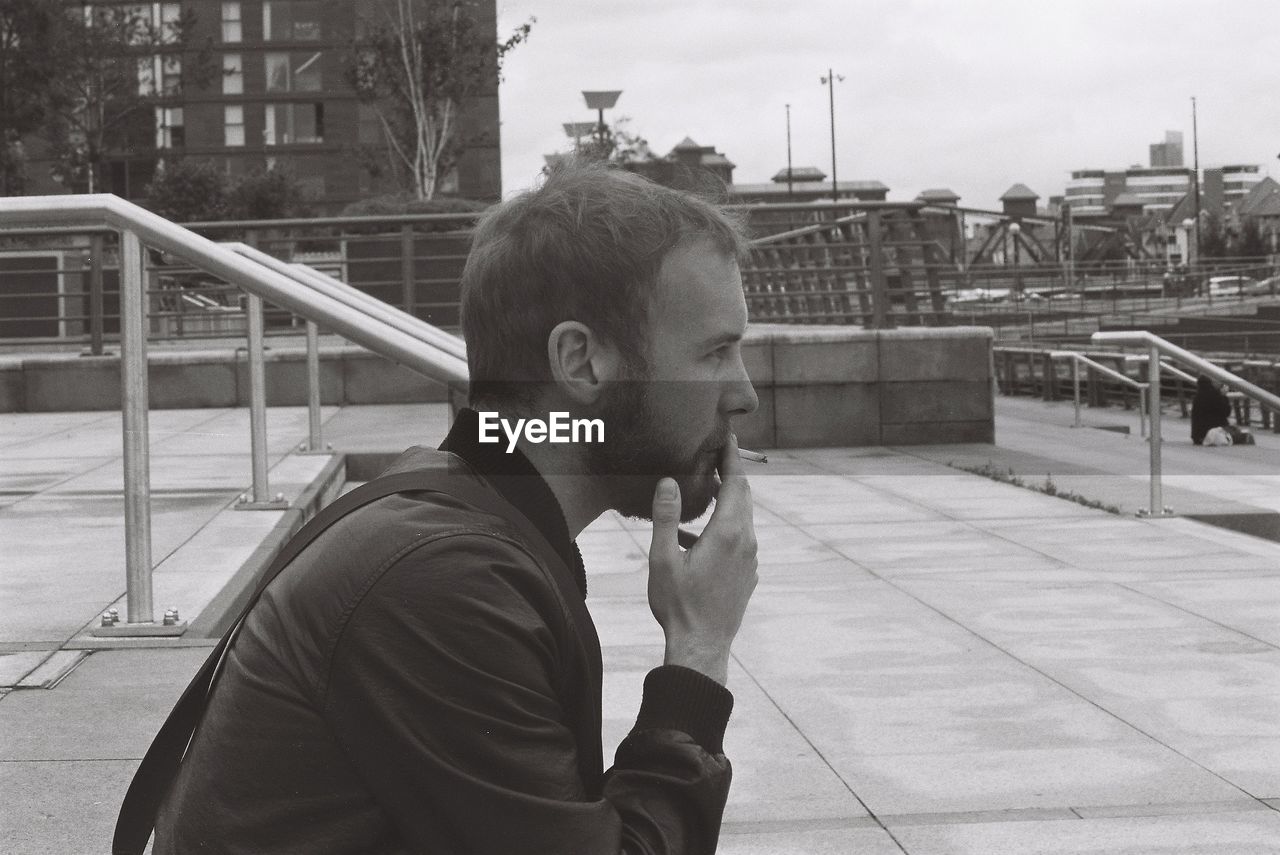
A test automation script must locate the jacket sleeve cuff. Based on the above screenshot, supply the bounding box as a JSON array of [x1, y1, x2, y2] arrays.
[[632, 665, 734, 755]]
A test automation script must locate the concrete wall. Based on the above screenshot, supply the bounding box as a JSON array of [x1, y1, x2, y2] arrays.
[[0, 326, 995, 447], [730, 325, 995, 448], [0, 346, 449, 413]]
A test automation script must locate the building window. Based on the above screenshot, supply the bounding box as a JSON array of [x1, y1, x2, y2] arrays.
[[264, 103, 324, 144], [137, 51, 182, 96], [156, 107, 184, 149], [263, 0, 321, 41], [224, 105, 245, 146], [264, 51, 322, 92], [221, 2, 241, 42], [222, 54, 243, 95], [158, 2, 181, 43]]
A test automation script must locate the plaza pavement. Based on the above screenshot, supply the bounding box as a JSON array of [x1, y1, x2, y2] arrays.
[[5, 400, 1280, 853]]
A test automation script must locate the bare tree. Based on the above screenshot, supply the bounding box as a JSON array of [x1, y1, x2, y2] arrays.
[[44, 4, 214, 194], [348, 0, 532, 200]]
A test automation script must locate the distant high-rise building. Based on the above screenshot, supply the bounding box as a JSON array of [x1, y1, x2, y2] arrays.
[[1149, 130, 1184, 168]]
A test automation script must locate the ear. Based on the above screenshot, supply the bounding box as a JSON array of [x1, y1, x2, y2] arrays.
[[546, 321, 622, 405]]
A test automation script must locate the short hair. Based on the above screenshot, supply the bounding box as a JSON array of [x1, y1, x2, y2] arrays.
[[459, 161, 749, 410]]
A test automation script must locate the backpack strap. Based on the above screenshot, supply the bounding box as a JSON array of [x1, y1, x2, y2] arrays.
[[112, 464, 575, 855]]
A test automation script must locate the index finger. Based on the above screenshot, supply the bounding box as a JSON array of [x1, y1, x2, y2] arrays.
[[717, 432, 745, 482]]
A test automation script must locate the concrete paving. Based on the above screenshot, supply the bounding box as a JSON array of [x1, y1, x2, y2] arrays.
[[5, 400, 1280, 853]]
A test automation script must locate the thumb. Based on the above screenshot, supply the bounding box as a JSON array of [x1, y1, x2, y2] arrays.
[[649, 477, 682, 566]]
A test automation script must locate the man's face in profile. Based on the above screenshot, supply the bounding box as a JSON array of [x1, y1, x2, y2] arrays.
[[586, 239, 758, 522]]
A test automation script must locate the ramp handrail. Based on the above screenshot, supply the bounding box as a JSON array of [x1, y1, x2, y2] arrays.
[[1091, 330, 1280, 518], [220, 242, 468, 362], [0, 194, 471, 632], [1048, 350, 1149, 438]]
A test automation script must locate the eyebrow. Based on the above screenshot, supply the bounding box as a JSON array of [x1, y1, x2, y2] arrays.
[[700, 331, 743, 349]]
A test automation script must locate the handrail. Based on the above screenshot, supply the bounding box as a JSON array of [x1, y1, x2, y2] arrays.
[[1091, 330, 1280, 519], [0, 194, 474, 634], [1048, 350, 1149, 437], [0, 195, 469, 387], [219, 242, 468, 364], [1092, 330, 1280, 415]]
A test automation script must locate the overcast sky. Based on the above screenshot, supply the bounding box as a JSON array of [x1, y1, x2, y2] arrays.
[[493, 0, 1280, 210]]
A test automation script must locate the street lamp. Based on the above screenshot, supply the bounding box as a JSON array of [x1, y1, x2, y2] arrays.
[[1008, 221, 1023, 297], [562, 122, 597, 154], [582, 90, 622, 148], [819, 69, 844, 204]]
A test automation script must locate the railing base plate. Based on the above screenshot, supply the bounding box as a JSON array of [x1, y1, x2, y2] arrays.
[[90, 620, 187, 638]]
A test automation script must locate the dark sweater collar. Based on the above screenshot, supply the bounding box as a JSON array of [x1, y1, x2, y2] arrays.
[[439, 408, 587, 598]]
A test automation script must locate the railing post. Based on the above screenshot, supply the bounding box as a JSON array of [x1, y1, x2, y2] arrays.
[[1139, 384, 1149, 439], [305, 319, 323, 452], [235, 292, 285, 510], [1146, 342, 1166, 516], [89, 233, 105, 356], [1072, 356, 1081, 427], [401, 224, 416, 316], [865, 209, 889, 330], [119, 230, 153, 625]]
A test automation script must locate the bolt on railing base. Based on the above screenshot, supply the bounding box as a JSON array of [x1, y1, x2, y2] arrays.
[[90, 617, 187, 637], [233, 492, 291, 511], [296, 441, 335, 456], [1136, 507, 1176, 518]]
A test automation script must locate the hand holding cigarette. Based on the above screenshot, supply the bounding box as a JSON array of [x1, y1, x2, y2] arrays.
[[676, 447, 765, 547], [648, 435, 760, 685]]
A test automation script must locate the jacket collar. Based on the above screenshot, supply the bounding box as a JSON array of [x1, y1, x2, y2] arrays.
[[439, 408, 587, 598]]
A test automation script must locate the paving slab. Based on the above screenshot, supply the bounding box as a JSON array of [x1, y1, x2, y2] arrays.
[[888, 809, 1280, 854], [5, 400, 1280, 853]]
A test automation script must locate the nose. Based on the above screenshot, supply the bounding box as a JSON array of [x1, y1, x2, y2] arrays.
[[725, 352, 759, 417]]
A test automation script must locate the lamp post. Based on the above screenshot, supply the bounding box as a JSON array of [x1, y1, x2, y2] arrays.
[[1009, 221, 1023, 298], [582, 90, 622, 151], [1191, 96, 1201, 266], [819, 69, 844, 204], [785, 103, 794, 198], [562, 121, 597, 155]]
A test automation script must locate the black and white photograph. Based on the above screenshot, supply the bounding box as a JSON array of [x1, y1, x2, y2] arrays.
[[4, 1, 1280, 853]]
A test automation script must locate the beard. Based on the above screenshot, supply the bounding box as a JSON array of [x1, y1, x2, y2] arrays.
[[584, 379, 728, 523]]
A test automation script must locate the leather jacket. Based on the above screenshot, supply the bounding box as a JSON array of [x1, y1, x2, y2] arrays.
[[154, 413, 734, 853]]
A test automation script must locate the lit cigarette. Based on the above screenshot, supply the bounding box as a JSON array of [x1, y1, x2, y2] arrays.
[[738, 448, 768, 464]]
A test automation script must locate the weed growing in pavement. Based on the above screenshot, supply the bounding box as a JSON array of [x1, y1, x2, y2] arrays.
[[947, 460, 1122, 515]]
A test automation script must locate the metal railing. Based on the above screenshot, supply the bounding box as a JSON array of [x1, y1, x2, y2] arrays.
[[3, 200, 1278, 340], [1090, 330, 1280, 517], [0, 194, 470, 635], [1049, 350, 1149, 437]]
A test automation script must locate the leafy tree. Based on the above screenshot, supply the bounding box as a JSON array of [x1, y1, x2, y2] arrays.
[[572, 116, 650, 165], [0, 0, 69, 194], [144, 158, 227, 221], [348, 0, 533, 200], [226, 169, 310, 220], [44, 4, 216, 194], [1237, 218, 1268, 258], [145, 161, 309, 222], [1200, 213, 1228, 259]]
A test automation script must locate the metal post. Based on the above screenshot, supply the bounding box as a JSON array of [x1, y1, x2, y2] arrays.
[[89, 233, 105, 355], [119, 230, 153, 624], [1072, 356, 1081, 427], [1139, 385, 1149, 439], [247, 292, 270, 502], [305, 319, 322, 451], [1147, 342, 1165, 516], [866, 209, 889, 329], [401, 225, 415, 315]]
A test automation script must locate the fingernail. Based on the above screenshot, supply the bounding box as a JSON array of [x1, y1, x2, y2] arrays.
[[658, 478, 677, 499]]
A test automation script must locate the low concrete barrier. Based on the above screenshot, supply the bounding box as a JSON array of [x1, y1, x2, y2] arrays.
[[732, 324, 995, 448], [0, 325, 996, 447]]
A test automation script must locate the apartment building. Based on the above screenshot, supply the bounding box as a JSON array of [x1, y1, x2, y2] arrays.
[[25, 0, 502, 211]]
